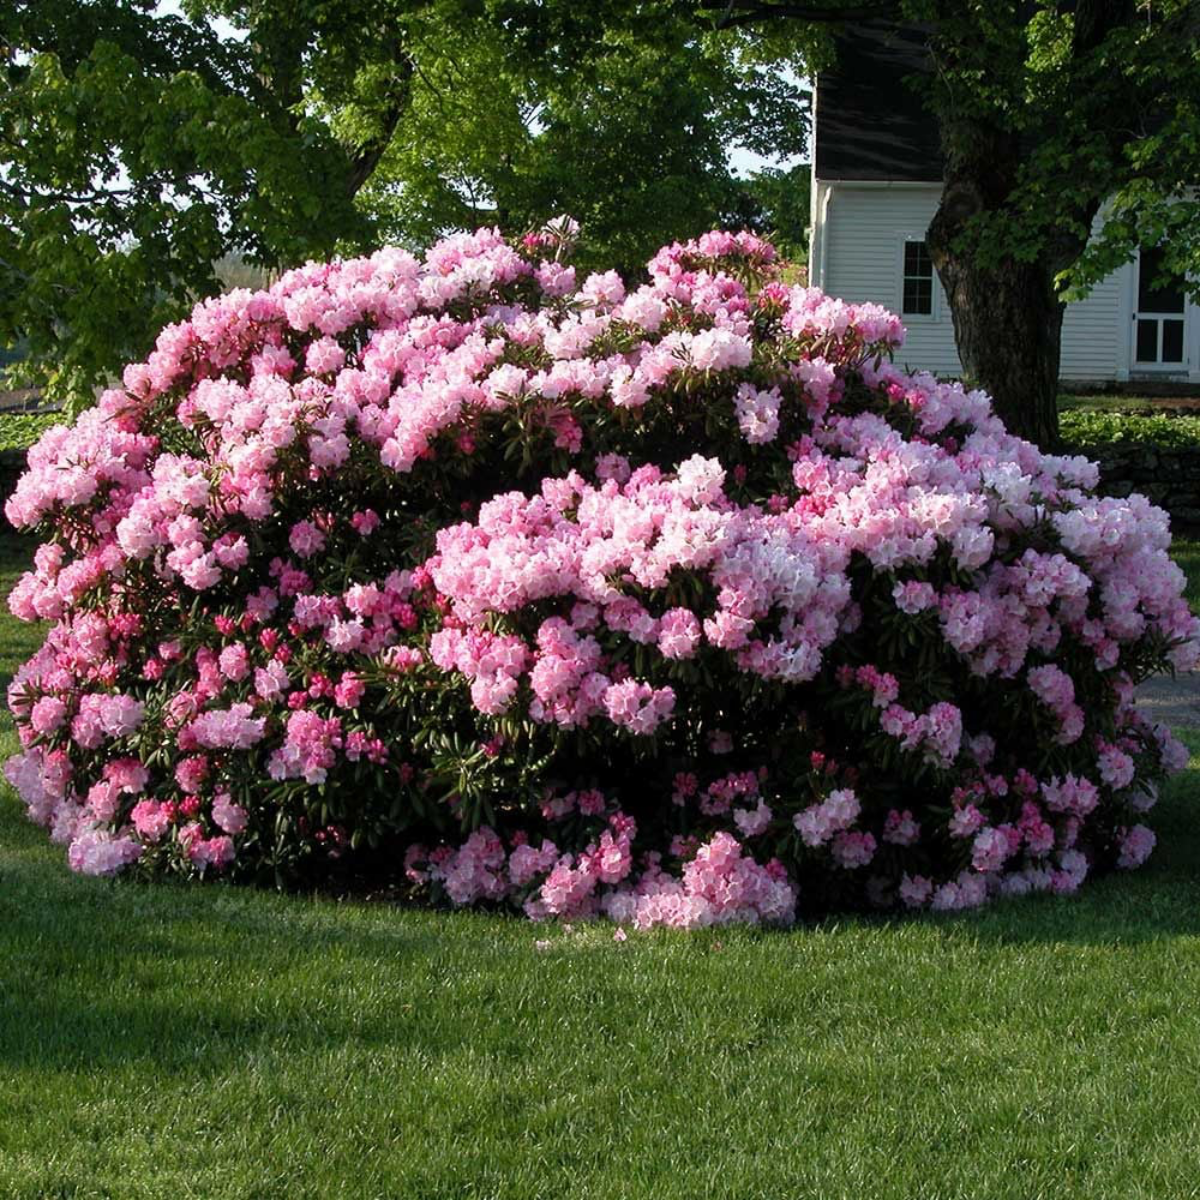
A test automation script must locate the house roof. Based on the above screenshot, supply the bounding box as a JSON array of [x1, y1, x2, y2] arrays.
[[814, 22, 943, 183]]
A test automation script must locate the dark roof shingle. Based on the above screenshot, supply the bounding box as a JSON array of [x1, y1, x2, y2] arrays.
[[814, 22, 943, 183]]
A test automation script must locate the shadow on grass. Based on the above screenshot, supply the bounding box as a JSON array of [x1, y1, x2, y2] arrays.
[[0, 834, 464, 1074], [4, 745, 1200, 1081]]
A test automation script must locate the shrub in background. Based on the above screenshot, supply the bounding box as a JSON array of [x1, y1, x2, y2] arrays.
[[4, 221, 1196, 927], [0, 412, 61, 455], [1060, 409, 1200, 453]]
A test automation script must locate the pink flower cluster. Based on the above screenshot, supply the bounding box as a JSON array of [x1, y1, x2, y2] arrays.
[[410, 816, 794, 931], [2, 221, 1194, 922], [428, 458, 853, 708]]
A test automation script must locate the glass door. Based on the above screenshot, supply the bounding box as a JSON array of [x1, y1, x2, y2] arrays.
[[1134, 245, 1187, 367]]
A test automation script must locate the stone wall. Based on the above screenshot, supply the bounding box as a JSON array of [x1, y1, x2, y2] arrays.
[[1083, 444, 1200, 529]]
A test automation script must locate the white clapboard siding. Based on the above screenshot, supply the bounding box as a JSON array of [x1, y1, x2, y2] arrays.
[[815, 182, 1126, 382], [818, 184, 962, 377], [1060, 212, 1127, 381]]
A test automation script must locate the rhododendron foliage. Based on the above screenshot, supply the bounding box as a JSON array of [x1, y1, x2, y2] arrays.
[[5, 220, 1196, 927]]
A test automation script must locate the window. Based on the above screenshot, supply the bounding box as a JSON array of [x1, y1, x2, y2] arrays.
[[1135, 245, 1188, 365], [1138, 245, 1185, 315], [902, 240, 934, 316]]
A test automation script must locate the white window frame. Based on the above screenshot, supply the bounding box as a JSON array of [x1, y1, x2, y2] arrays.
[[898, 235, 938, 322], [1132, 246, 1191, 371]]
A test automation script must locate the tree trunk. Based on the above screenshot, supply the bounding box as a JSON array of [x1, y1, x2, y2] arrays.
[[920, 2, 1130, 450], [923, 114, 1084, 452], [925, 225, 1065, 449]]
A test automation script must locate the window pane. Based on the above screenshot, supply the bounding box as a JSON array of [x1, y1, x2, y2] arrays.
[[904, 241, 932, 278], [903, 279, 932, 315], [1163, 319, 1185, 363], [902, 241, 933, 315], [1138, 246, 1186, 314], [1136, 318, 1159, 363]]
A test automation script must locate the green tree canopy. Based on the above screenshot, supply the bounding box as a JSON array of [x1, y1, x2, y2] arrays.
[[1, 0, 414, 403], [362, 5, 808, 275], [1, 0, 810, 407]]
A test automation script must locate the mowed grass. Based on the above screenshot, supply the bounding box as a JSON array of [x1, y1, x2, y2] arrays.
[[3, 538, 1200, 1197]]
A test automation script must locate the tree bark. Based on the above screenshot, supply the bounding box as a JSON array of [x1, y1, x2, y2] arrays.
[[922, 85, 1089, 450], [926, 204, 1067, 450], [921, 0, 1135, 449]]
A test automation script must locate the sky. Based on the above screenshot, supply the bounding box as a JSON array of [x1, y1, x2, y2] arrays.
[[729, 145, 805, 179]]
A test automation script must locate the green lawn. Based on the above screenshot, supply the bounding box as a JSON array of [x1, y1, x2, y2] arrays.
[[3, 534, 1200, 1198]]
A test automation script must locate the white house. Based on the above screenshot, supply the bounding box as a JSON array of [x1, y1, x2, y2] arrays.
[[807, 23, 1200, 385]]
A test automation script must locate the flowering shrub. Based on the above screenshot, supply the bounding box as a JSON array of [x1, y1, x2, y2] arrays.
[[4, 219, 1196, 927]]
